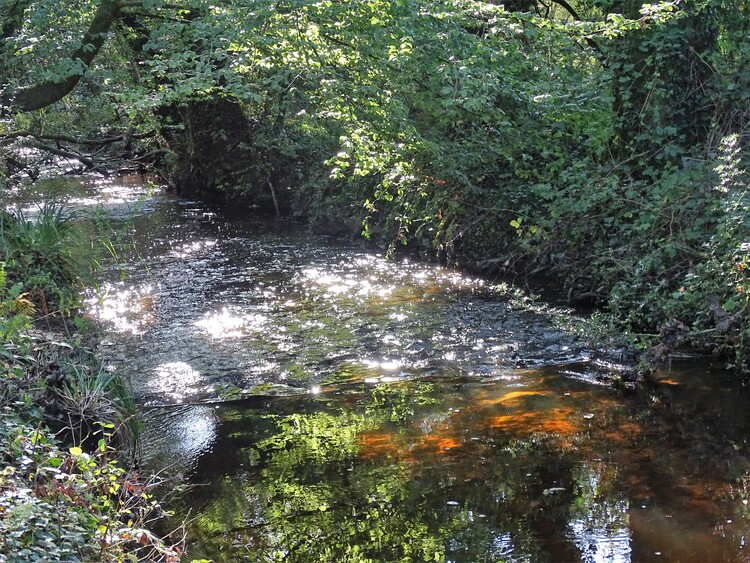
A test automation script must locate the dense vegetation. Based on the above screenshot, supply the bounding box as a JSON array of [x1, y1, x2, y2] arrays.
[[0, 1, 748, 559], [0, 205, 185, 561], [0, 0, 748, 371]]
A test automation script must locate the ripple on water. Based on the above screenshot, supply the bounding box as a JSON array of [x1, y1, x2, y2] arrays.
[[88, 203, 600, 404], [22, 177, 746, 562]]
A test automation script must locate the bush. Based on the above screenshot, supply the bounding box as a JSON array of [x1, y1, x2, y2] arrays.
[[0, 264, 179, 562], [0, 414, 182, 562]]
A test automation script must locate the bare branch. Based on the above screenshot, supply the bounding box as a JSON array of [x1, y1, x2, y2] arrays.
[[0, 130, 155, 146], [22, 141, 95, 168]]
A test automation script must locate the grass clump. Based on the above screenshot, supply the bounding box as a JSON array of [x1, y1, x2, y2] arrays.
[[0, 203, 93, 316]]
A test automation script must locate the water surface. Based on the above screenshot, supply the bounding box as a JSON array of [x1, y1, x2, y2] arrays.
[[9, 177, 750, 562]]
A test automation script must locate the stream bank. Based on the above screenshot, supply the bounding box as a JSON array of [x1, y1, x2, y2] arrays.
[[7, 175, 750, 562]]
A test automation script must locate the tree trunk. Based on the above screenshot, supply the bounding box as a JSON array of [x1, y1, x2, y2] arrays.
[[3, 0, 122, 113]]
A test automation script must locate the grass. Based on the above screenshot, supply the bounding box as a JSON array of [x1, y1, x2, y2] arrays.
[[0, 202, 91, 315]]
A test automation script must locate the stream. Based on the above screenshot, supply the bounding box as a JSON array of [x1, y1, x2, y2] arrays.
[[9, 176, 750, 562]]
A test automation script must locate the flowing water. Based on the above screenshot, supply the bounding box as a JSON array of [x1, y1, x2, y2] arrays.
[[9, 177, 750, 562]]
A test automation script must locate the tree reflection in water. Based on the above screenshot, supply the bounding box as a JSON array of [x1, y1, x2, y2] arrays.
[[169, 381, 649, 562]]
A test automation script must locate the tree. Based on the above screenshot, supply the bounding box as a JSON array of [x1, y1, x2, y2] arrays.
[[2, 0, 122, 113], [2, 0, 748, 369]]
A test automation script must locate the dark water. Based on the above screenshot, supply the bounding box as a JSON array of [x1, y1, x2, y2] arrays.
[[9, 177, 750, 562]]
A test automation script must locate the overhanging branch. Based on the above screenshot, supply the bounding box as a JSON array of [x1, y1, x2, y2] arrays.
[[4, 0, 123, 113]]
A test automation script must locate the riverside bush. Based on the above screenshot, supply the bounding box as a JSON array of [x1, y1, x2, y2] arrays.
[[0, 414, 182, 562], [0, 260, 178, 561]]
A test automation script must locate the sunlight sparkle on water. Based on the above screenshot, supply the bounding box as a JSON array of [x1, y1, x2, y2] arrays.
[[68, 182, 149, 208], [87, 283, 155, 335], [364, 375, 402, 384], [196, 308, 267, 339], [362, 358, 402, 371], [150, 362, 204, 400], [170, 239, 217, 258], [301, 264, 395, 299]]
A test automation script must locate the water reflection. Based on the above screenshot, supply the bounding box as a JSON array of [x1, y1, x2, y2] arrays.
[[139, 405, 218, 475], [10, 178, 750, 561], [137, 367, 750, 562], [568, 462, 631, 563]]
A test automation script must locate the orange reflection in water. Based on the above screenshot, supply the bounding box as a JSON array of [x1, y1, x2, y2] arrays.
[[487, 407, 579, 436], [420, 435, 462, 451], [358, 430, 463, 463], [358, 433, 404, 461], [499, 390, 547, 406], [658, 378, 681, 386], [474, 388, 549, 409], [604, 420, 643, 444]]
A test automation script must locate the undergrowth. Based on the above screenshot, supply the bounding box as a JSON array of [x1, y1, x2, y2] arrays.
[[0, 203, 93, 316], [0, 202, 185, 560]]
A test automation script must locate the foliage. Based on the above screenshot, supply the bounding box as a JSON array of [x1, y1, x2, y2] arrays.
[[0, 262, 179, 561], [0, 203, 92, 314], [1, 0, 749, 371], [0, 414, 182, 562]]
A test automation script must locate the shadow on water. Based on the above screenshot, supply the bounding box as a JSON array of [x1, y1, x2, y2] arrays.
[[8, 177, 750, 561]]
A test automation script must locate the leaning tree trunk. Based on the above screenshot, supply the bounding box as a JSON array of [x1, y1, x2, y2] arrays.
[[2, 0, 123, 114]]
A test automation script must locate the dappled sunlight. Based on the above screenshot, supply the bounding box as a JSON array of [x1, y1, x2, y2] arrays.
[[86, 283, 156, 335], [149, 361, 205, 401], [195, 308, 268, 339]]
